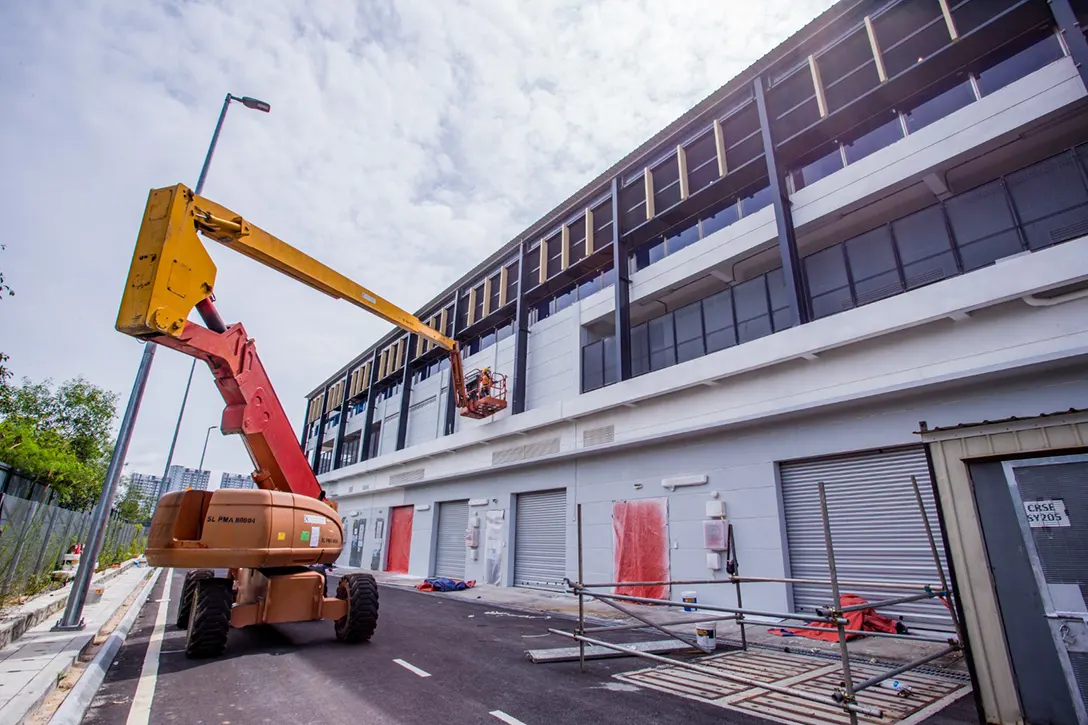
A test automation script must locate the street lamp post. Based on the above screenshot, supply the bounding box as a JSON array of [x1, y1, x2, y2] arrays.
[[198, 425, 218, 471], [56, 92, 271, 632]]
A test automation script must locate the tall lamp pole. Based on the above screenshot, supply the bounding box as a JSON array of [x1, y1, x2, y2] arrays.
[[56, 93, 271, 631], [198, 425, 218, 471]]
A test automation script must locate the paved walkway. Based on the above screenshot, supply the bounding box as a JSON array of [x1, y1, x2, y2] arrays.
[[0, 565, 153, 724]]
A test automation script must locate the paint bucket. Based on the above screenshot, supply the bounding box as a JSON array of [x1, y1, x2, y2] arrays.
[[695, 622, 717, 651], [681, 591, 698, 612]]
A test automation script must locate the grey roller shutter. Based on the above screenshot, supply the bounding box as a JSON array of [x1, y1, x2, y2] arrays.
[[780, 446, 953, 631], [434, 500, 468, 579], [514, 489, 567, 589]]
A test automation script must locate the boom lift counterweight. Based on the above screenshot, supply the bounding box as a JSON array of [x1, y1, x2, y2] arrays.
[[118, 183, 508, 657]]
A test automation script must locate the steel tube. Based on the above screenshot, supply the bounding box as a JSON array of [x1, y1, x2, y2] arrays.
[[577, 503, 585, 673], [578, 576, 940, 591], [911, 475, 962, 639], [853, 645, 959, 693], [590, 587, 708, 652], [819, 482, 859, 725], [575, 588, 845, 624], [549, 629, 883, 718], [583, 613, 739, 634], [833, 590, 941, 614], [738, 619, 957, 644]]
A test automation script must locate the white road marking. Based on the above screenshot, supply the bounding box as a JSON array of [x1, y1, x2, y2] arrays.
[[489, 711, 527, 725], [126, 570, 173, 725], [392, 658, 431, 678]]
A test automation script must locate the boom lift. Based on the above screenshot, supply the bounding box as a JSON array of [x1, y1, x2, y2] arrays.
[[118, 183, 508, 657]]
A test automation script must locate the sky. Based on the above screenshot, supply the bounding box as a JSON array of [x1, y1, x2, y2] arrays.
[[0, 0, 834, 484]]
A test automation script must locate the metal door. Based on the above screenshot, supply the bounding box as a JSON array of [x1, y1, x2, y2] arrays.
[[513, 489, 567, 589], [434, 500, 469, 579], [1004, 454, 1088, 723], [349, 517, 366, 568], [780, 446, 953, 629]]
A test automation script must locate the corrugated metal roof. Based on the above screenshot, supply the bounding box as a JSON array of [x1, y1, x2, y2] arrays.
[[309, 0, 865, 397], [917, 409, 1088, 434]]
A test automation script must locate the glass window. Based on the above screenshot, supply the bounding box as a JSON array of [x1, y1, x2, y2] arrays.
[[765, 267, 793, 332], [554, 286, 577, 313], [505, 262, 519, 302], [666, 219, 700, 255], [621, 178, 647, 231], [891, 205, 959, 289], [674, 301, 705, 363], [700, 199, 740, 238], [488, 273, 501, 312], [526, 245, 541, 287], [496, 322, 514, 342], [652, 156, 682, 212], [844, 227, 902, 306], [977, 35, 1063, 97], [531, 299, 550, 324], [600, 266, 616, 289], [740, 183, 772, 216], [1006, 152, 1088, 250], [603, 336, 618, 386], [804, 245, 853, 319], [593, 200, 614, 250], [793, 144, 843, 191], [569, 222, 587, 264], [904, 79, 975, 133], [844, 113, 903, 164], [632, 239, 666, 272], [702, 289, 736, 352], [472, 284, 485, 321], [479, 329, 496, 351], [733, 276, 772, 343], [581, 341, 604, 392], [648, 315, 676, 371], [578, 273, 601, 300], [546, 235, 563, 278], [881, 14, 953, 78], [944, 180, 1021, 272], [631, 322, 650, 377]]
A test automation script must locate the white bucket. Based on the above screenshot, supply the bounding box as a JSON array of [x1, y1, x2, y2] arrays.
[[695, 622, 717, 651], [681, 591, 698, 612]]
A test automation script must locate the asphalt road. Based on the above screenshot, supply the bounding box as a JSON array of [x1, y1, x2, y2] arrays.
[[80, 570, 978, 725]]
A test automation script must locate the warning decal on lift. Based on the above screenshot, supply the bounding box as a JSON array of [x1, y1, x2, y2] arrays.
[[1024, 499, 1070, 528], [304, 514, 327, 525], [310, 525, 321, 547]]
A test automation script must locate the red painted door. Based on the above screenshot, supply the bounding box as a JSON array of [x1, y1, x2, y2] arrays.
[[386, 505, 414, 573]]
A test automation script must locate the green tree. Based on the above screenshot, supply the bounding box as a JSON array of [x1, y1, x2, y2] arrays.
[[0, 244, 12, 301], [114, 479, 145, 523], [0, 375, 118, 507]]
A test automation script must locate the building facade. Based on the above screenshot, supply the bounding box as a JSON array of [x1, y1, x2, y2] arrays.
[[165, 465, 210, 493], [128, 472, 162, 502], [304, 0, 1088, 687], [219, 472, 256, 490]]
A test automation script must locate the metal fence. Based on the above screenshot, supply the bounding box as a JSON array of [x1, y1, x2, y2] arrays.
[[0, 492, 144, 602]]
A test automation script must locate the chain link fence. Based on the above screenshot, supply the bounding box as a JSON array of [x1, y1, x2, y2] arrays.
[[0, 491, 146, 605]]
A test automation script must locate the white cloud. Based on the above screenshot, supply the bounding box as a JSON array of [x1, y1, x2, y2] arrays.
[[0, 0, 833, 478]]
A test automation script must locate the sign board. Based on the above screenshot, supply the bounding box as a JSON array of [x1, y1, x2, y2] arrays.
[[1024, 499, 1070, 528]]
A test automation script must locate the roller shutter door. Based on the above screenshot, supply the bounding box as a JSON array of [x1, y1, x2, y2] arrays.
[[514, 489, 568, 589], [780, 446, 953, 630], [434, 500, 468, 579]]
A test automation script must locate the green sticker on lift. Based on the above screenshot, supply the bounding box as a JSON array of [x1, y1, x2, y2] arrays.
[[300, 530, 310, 542]]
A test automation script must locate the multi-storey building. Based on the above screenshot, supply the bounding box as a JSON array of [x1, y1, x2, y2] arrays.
[[165, 465, 210, 493], [304, 2, 1088, 716], [127, 472, 163, 502], [219, 472, 256, 490]]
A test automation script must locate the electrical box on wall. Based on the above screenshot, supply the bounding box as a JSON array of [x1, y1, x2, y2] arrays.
[[465, 527, 480, 548], [703, 519, 728, 550], [705, 500, 726, 518], [706, 552, 722, 571]]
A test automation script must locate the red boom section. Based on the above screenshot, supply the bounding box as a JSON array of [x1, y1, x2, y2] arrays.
[[149, 307, 322, 499]]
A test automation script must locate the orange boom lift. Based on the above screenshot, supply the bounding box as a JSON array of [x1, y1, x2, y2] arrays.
[[117, 184, 507, 657]]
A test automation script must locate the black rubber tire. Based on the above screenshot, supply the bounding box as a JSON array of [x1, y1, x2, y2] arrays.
[[334, 573, 379, 643], [176, 569, 214, 629], [185, 578, 233, 659]]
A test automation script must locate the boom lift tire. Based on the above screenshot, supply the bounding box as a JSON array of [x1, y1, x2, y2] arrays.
[[185, 578, 234, 659], [334, 573, 379, 643], [176, 569, 214, 629]]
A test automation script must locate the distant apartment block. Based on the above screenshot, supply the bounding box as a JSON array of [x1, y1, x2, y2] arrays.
[[128, 472, 163, 501], [220, 472, 256, 490], [165, 465, 210, 493]]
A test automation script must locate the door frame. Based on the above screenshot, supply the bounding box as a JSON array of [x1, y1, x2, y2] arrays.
[[1002, 453, 1088, 724]]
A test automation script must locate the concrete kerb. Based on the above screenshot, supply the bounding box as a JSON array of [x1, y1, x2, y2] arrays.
[[0, 559, 142, 651], [48, 567, 164, 725]]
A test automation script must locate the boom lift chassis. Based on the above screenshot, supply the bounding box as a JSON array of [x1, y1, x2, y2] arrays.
[[118, 184, 507, 657]]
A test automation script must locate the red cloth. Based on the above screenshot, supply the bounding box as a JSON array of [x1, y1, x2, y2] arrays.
[[770, 594, 901, 641]]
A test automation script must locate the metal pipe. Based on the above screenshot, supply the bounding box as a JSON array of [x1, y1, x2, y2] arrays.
[[853, 644, 959, 693], [549, 629, 883, 718], [583, 613, 739, 634], [575, 588, 845, 624], [56, 342, 154, 630], [819, 481, 858, 725], [590, 586, 709, 652], [911, 474, 963, 641], [578, 576, 940, 591], [738, 618, 958, 644], [195, 297, 228, 334], [831, 589, 941, 614], [198, 424, 219, 471], [577, 502, 585, 673], [31, 504, 63, 575]]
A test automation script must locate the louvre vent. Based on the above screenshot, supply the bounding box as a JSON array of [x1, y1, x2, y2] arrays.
[[1049, 218, 1088, 244], [492, 437, 561, 465], [389, 468, 425, 485], [583, 424, 615, 447]]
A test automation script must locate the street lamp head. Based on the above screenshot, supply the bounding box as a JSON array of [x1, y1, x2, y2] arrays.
[[239, 96, 271, 113]]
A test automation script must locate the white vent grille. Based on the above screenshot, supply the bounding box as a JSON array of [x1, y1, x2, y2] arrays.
[[583, 424, 615, 447], [492, 437, 561, 465], [389, 468, 425, 485]]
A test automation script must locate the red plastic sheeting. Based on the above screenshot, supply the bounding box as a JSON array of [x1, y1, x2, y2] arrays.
[[613, 498, 669, 600], [770, 594, 901, 641], [387, 505, 414, 573]]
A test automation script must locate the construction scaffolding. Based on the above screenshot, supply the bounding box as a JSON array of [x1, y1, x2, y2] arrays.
[[549, 476, 962, 722]]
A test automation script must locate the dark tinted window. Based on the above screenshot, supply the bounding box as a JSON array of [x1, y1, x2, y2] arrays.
[[844, 113, 903, 163], [554, 286, 577, 313], [740, 184, 772, 216], [793, 144, 843, 190], [648, 315, 676, 371], [632, 240, 666, 272], [631, 323, 650, 376], [944, 180, 1022, 271], [674, 301, 705, 363], [667, 219, 700, 255], [904, 79, 975, 133], [1006, 152, 1088, 250], [526, 245, 541, 287], [546, 235, 563, 277], [602, 336, 618, 386], [766, 268, 793, 332], [891, 205, 958, 289], [977, 35, 1063, 97], [702, 289, 736, 353], [505, 262, 519, 302], [582, 341, 604, 392], [733, 276, 772, 343], [700, 200, 740, 237], [804, 245, 852, 319], [845, 227, 902, 305]]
